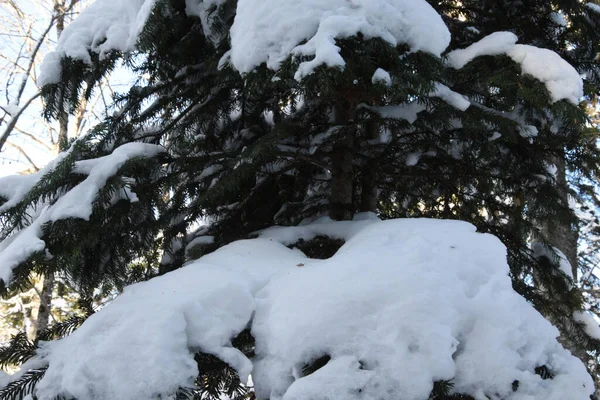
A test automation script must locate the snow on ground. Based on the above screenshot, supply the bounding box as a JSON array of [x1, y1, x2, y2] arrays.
[[20, 218, 592, 400], [446, 32, 583, 104], [0, 143, 165, 282], [229, 0, 450, 79]]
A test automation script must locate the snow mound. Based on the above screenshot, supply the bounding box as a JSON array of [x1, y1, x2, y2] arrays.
[[229, 0, 450, 79], [39, 0, 158, 86], [24, 218, 592, 400], [446, 32, 583, 104]]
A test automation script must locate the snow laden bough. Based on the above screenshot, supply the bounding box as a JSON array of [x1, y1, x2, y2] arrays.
[[13, 218, 593, 400]]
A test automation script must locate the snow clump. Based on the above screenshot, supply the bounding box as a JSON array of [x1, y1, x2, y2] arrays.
[[15, 218, 593, 400]]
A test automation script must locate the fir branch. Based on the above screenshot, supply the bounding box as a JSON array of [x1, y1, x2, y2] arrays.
[[0, 333, 36, 370], [35, 315, 88, 342], [0, 366, 47, 400]]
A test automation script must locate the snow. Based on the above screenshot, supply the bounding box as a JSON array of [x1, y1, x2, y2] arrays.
[[586, 2, 600, 14], [185, 235, 215, 256], [34, 238, 301, 400], [446, 32, 583, 104], [0, 104, 22, 117], [229, 0, 450, 79], [518, 125, 539, 138], [509, 44, 583, 104], [363, 102, 426, 124], [446, 32, 519, 69], [372, 68, 392, 86], [574, 311, 600, 340], [531, 243, 574, 282], [405, 152, 421, 166], [363, 82, 469, 123], [185, 0, 229, 42], [39, 0, 158, 86], [0, 151, 70, 213], [52, 143, 164, 221], [488, 132, 502, 142], [19, 218, 593, 400], [0, 143, 165, 283], [41, 0, 450, 82], [432, 83, 470, 111], [258, 213, 378, 245]]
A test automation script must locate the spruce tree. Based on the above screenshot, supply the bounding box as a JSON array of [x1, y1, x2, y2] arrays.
[[0, 0, 599, 398]]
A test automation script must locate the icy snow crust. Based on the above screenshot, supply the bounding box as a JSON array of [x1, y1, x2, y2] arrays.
[[229, 0, 450, 79], [29, 218, 592, 400]]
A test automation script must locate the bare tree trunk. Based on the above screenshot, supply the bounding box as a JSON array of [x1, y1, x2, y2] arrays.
[[360, 121, 378, 213], [34, 0, 71, 336], [329, 105, 354, 221], [55, 0, 69, 150]]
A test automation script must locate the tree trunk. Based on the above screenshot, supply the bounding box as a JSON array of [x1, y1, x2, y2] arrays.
[[33, 0, 70, 337], [55, 0, 69, 151], [34, 273, 54, 338], [540, 152, 578, 280], [329, 105, 355, 221], [360, 121, 378, 213]]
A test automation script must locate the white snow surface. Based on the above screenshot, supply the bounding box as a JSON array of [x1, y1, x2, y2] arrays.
[[432, 83, 471, 111], [372, 68, 392, 86], [446, 32, 583, 104], [39, 0, 158, 86], [0, 151, 70, 213], [574, 311, 600, 340], [185, 0, 228, 42], [446, 32, 519, 69], [229, 0, 450, 79], [363, 102, 426, 124], [586, 2, 600, 14], [25, 218, 592, 400], [0, 143, 165, 282]]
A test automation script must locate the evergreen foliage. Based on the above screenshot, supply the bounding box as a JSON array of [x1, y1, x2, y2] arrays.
[[1, 0, 600, 398]]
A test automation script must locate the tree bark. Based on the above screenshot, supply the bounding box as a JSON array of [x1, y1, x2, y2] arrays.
[[33, 0, 71, 337], [360, 121, 378, 213], [34, 273, 54, 338], [55, 0, 70, 151], [329, 105, 354, 221], [540, 152, 578, 280]]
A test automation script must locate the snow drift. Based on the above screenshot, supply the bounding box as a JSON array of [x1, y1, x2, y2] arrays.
[[24, 217, 592, 400]]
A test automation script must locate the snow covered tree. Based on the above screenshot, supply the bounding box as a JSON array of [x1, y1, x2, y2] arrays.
[[1, 0, 600, 399]]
